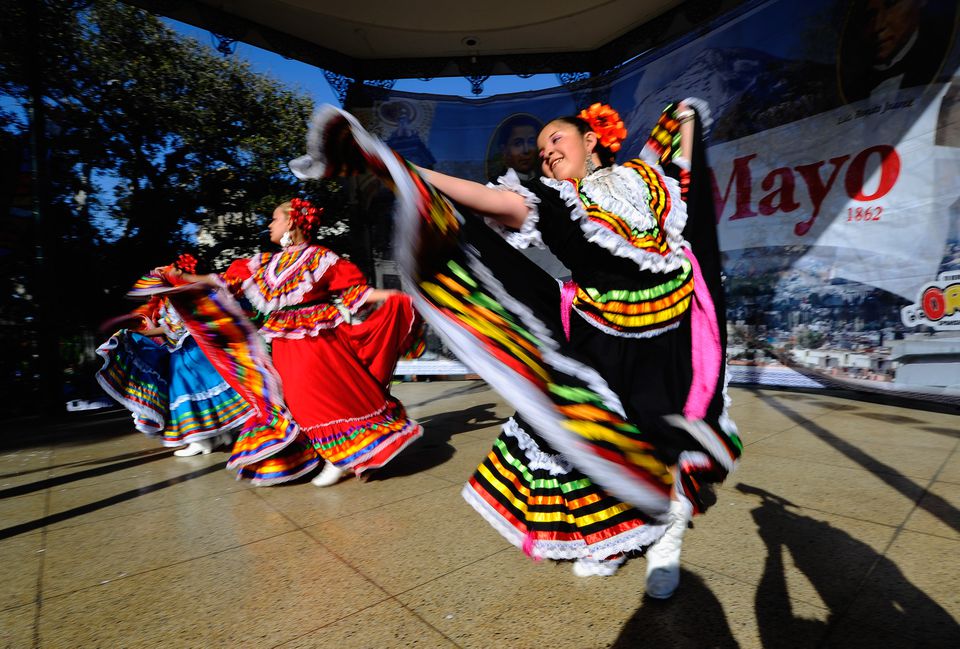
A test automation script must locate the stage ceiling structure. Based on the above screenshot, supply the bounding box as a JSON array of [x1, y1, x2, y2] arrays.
[[126, 0, 745, 94]]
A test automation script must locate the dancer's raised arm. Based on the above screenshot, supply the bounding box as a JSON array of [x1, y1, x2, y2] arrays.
[[137, 324, 167, 337], [155, 266, 219, 287], [676, 100, 695, 162], [414, 166, 529, 229]]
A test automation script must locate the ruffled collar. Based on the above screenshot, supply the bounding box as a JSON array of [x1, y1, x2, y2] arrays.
[[242, 245, 339, 313], [540, 160, 690, 274], [578, 165, 659, 233], [158, 299, 190, 349]]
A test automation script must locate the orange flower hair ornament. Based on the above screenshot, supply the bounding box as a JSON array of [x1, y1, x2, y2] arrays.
[[289, 197, 324, 241], [578, 103, 628, 153]]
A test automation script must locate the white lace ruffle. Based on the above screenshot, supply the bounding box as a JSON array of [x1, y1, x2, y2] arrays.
[[165, 410, 253, 446], [96, 331, 167, 382], [159, 303, 190, 350], [682, 96, 713, 132], [572, 301, 685, 339], [718, 354, 740, 443], [246, 456, 320, 487], [300, 401, 390, 431], [663, 414, 739, 473], [501, 417, 573, 475], [168, 380, 235, 410], [241, 247, 339, 314], [671, 156, 691, 171], [94, 332, 166, 435], [638, 146, 660, 167], [541, 162, 689, 275], [483, 169, 545, 250], [572, 520, 666, 561], [462, 482, 667, 561], [673, 450, 715, 505], [289, 105, 343, 180], [583, 164, 656, 229], [260, 315, 345, 341], [640, 97, 713, 165]]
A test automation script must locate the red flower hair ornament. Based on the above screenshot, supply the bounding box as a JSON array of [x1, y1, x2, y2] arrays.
[[144, 253, 197, 288], [577, 103, 628, 153], [289, 198, 323, 240], [281, 198, 323, 245], [173, 253, 197, 274]]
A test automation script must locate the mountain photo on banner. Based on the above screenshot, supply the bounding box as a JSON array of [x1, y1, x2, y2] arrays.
[[343, 0, 960, 399], [604, 0, 960, 396]]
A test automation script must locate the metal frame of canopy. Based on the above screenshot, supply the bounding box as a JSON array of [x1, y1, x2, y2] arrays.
[[122, 0, 748, 95]]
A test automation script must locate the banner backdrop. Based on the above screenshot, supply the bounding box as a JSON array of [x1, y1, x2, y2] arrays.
[[349, 0, 960, 400]]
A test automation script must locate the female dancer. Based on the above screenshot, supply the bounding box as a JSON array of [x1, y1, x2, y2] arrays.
[[170, 199, 423, 487], [97, 255, 252, 456], [290, 100, 740, 597]]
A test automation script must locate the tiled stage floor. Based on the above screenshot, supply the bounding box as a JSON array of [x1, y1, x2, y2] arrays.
[[1, 382, 958, 648]]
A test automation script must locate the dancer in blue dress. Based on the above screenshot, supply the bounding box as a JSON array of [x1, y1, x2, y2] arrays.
[[96, 254, 253, 456]]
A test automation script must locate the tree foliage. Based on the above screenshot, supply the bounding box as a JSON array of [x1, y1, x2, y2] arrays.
[[0, 0, 340, 411]]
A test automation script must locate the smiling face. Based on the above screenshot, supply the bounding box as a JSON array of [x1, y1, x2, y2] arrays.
[[537, 119, 598, 180], [268, 205, 293, 245]]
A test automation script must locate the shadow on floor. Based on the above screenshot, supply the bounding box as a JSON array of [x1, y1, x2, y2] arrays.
[[612, 568, 739, 648], [0, 409, 134, 451], [402, 380, 492, 410], [0, 448, 175, 499], [738, 483, 960, 648], [750, 389, 960, 534], [367, 402, 506, 480], [0, 461, 228, 541], [0, 447, 175, 480], [918, 426, 960, 439]]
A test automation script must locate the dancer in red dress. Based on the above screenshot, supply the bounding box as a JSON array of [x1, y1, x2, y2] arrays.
[[174, 199, 423, 487]]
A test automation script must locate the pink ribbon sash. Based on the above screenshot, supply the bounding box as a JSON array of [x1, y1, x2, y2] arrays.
[[682, 248, 722, 420], [559, 254, 720, 420], [560, 280, 577, 342]]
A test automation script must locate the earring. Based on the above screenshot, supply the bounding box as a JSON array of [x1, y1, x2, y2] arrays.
[[585, 156, 598, 176], [280, 230, 293, 248]]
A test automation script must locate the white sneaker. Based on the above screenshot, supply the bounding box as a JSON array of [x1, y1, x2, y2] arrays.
[[645, 498, 693, 599], [173, 432, 230, 457], [173, 439, 212, 457], [572, 555, 626, 577], [311, 462, 347, 487]]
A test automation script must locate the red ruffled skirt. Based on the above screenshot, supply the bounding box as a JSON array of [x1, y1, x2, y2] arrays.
[[271, 294, 423, 475]]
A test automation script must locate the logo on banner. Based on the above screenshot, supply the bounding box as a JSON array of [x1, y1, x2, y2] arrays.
[[901, 272, 960, 329]]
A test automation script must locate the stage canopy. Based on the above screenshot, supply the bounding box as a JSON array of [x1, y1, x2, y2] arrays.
[[125, 1, 745, 89]]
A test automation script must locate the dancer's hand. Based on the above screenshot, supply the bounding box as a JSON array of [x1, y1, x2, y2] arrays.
[[367, 288, 403, 303], [153, 265, 183, 282]]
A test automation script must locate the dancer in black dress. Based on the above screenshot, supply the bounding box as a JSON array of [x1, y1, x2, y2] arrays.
[[291, 99, 741, 598]]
